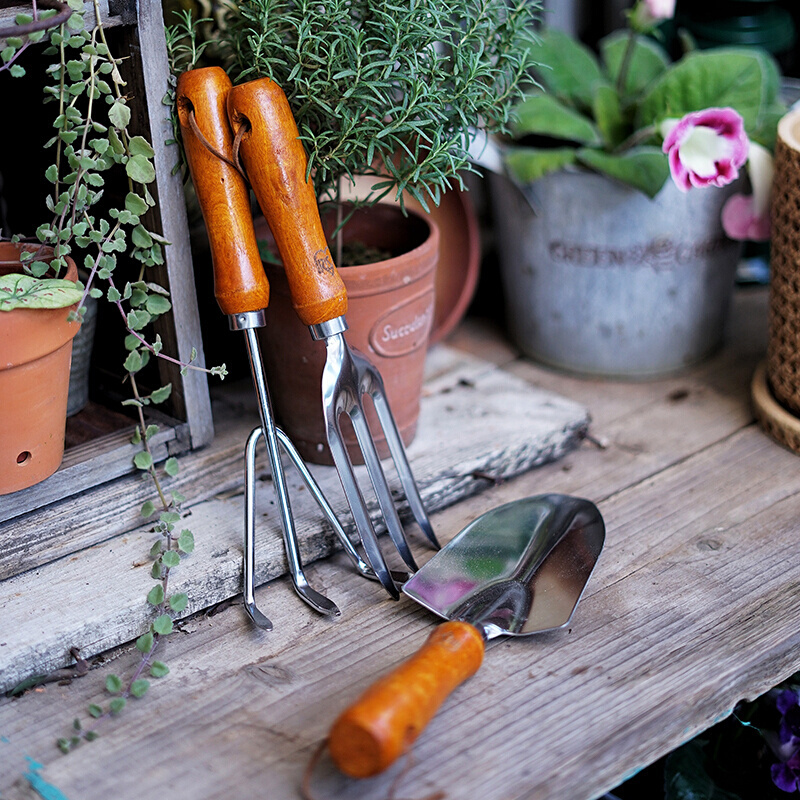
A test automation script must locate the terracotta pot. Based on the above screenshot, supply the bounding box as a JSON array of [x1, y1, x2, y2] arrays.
[[256, 204, 439, 465], [0, 243, 80, 494]]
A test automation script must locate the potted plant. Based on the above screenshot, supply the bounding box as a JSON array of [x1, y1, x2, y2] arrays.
[[486, 0, 784, 378], [0, 2, 224, 491], [169, 0, 541, 462]]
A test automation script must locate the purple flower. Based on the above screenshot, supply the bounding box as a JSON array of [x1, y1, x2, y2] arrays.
[[661, 108, 749, 192], [773, 751, 800, 793]]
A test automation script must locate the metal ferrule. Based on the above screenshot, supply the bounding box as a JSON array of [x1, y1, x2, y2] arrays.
[[228, 309, 267, 331], [309, 315, 348, 341]]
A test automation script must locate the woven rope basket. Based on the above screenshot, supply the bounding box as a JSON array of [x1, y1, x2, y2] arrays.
[[753, 108, 800, 453], [767, 110, 800, 412]]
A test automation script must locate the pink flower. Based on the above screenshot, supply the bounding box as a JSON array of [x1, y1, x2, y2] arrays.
[[643, 0, 676, 20], [630, 0, 676, 29], [661, 108, 749, 192], [721, 141, 773, 242]]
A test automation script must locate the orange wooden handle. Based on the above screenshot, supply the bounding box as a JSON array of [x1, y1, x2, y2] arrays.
[[176, 67, 270, 317], [328, 620, 485, 778], [226, 78, 347, 327]]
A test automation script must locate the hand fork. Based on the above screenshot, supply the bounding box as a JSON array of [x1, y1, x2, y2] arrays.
[[176, 67, 395, 627], [226, 78, 440, 599]]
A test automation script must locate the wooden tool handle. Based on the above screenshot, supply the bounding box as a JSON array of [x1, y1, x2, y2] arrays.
[[226, 79, 347, 327], [176, 67, 270, 317], [328, 621, 485, 778]]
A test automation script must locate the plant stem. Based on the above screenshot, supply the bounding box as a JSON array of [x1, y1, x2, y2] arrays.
[[615, 27, 637, 95]]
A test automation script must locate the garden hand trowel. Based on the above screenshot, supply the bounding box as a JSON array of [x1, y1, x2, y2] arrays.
[[327, 493, 605, 778]]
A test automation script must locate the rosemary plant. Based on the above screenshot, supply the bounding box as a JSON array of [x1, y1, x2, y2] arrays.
[[217, 0, 541, 211]]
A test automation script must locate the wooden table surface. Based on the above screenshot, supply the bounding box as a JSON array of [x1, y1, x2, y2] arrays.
[[3, 286, 800, 800]]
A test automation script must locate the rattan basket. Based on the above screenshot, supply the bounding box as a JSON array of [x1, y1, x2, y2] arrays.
[[753, 107, 800, 454]]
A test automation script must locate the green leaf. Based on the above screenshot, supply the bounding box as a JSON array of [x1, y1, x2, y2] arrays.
[[162, 550, 180, 568], [145, 424, 158, 440], [133, 451, 153, 471], [0, 274, 82, 311], [109, 697, 126, 714], [85, 731, 99, 742], [131, 224, 153, 248], [177, 529, 195, 554], [592, 85, 626, 148], [600, 31, 669, 99], [169, 593, 188, 612], [164, 457, 179, 477], [125, 192, 149, 215], [512, 93, 602, 146], [108, 100, 131, 129], [150, 384, 172, 404], [140, 500, 156, 518], [576, 146, 670, 198], [126, 309, 151, 331], [135, 631, 154, 653], [152, 614, 174, 635], [126, 154, 156, 184], [105, 674, 123, 694], [150, 661, 170, 678], [146, 294, 171, 315], [530, 28, 605, 109], [150, 561, 162, 580], [147, 584, 165, 605], [149, 539, 164, 559], [130, 679, 150, 698], [123, 349, 143, 373], [88, 704, 103, 718], [504, 147, 577, 184], [637, 48, 779, 135], [128, 136, 155, 158]]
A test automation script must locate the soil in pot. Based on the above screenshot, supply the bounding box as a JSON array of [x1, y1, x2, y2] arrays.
[[255, 204, 439, 465], [0, 243, 81, 494]]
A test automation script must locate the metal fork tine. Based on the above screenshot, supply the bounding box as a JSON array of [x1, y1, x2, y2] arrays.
[[370, 386, 440, 550], [276, 427, 411, 585], [349, 400, 420, 573], [325, 405, 400, 599]]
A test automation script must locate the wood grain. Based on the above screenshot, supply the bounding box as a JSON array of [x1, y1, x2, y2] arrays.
[[2, 287, 792, 800]]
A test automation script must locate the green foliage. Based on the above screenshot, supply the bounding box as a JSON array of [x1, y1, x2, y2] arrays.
[[210, 0, 541, 210], [0, 274, 83, 311], [505, 25, 784, 197]]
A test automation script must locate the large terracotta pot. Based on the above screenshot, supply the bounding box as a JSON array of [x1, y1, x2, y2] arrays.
[[0, 243, 80, 494], [256, 204, 439, 465]]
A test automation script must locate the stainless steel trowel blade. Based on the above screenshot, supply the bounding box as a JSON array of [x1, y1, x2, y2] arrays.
[[402, 494, 605, 638]]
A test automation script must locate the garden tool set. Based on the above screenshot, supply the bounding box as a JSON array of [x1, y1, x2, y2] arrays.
[[177, 67, 435, 622], [177, 69, 606, 777]]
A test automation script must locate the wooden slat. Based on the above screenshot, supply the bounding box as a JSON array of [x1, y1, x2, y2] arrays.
[[126, 0, 215, 450], [1, 288, 787, 800]]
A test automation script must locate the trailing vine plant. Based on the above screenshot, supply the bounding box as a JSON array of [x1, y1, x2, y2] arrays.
[[1, 0, 225, 747]]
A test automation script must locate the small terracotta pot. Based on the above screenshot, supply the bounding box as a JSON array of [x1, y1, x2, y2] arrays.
[[0, 243, 80, 494], [256, 204, 439, 465]]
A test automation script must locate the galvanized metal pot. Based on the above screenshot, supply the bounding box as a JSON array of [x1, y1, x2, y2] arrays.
[[489, 170, 743, 378]]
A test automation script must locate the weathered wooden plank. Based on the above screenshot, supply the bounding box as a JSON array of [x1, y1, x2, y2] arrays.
[[0, 348, 588, 694], [129, 0, 215, 449], [2, 423, 799, 800], [0, 424, 178, 529]]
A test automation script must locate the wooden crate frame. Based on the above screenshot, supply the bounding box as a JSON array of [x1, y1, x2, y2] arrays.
[[0, 0, 214, 526]]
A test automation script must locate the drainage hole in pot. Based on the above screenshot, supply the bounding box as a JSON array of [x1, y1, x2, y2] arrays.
[[16, 451, 31, 465]]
